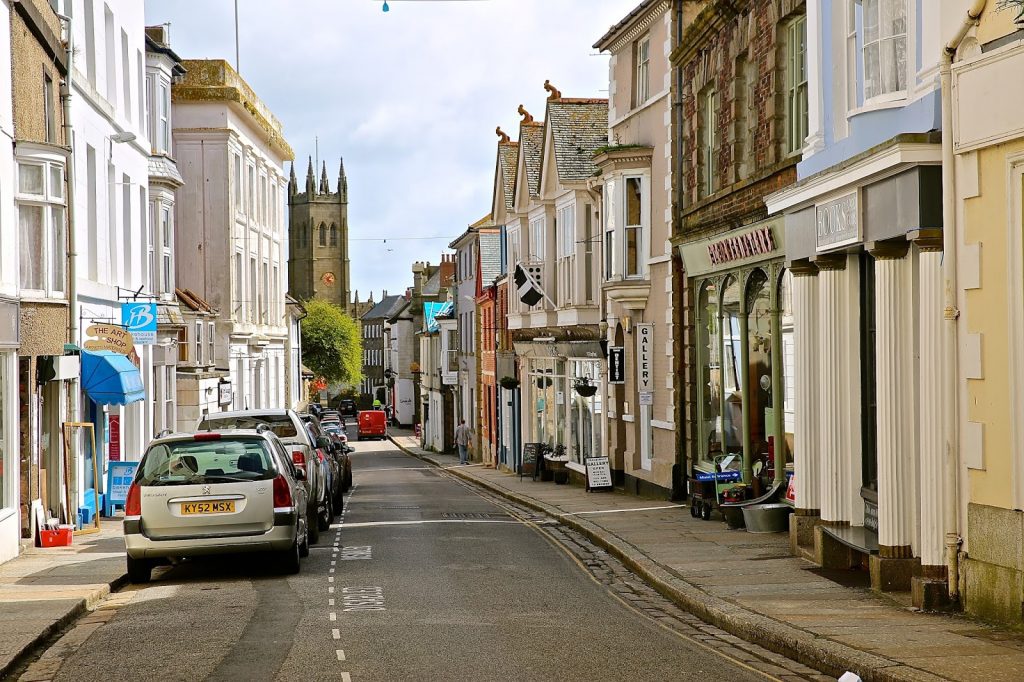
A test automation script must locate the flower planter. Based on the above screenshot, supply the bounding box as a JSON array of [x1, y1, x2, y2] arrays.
[[574, 384, 598, 398]]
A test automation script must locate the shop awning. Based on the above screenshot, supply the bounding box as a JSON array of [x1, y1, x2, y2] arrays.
[[80, 350, 145, 405], [424, 301, 453, 333]]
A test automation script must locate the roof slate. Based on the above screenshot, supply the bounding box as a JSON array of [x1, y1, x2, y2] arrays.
[[520, 123, 545, 197], [478, 232, 502, 284], [362, 294, 405, 321], [547, 100, 609, 183], [498, 142, 518, 212], [421, 270, 442, 297]]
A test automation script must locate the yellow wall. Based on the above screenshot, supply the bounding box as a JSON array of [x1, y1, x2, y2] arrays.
[[975, 10, 1018, 46], [963, 138, 1024, 508]]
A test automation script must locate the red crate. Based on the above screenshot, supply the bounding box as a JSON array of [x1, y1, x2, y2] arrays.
[[39, 528, 73, 547]]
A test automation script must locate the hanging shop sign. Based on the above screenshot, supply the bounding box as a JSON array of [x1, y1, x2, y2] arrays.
[[121, 302, 158, 345], [635, 324, 654, 394], [218, 381, 233, 406], [815, 192, 860, 252], [84, 324, 135, 355], [608, 347, 625, 384], [677, 217, 785, 278]]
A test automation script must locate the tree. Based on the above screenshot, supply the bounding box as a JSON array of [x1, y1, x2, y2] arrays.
[[300, 298, 362, 385]]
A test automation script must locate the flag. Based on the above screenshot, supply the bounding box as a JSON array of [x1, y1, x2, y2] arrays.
[[513, 264, 545, 306]]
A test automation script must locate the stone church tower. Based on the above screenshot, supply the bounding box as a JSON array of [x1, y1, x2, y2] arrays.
[[288, 157, 352, 312]]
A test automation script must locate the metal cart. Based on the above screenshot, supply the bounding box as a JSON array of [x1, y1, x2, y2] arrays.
[[688, 455, 743, 520]]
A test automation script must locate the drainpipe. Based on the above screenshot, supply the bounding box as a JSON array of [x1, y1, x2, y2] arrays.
[[57, 13, 77, 349], [940, 0, 987, 603]]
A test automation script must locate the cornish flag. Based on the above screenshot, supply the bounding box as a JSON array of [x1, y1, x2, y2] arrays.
[[514, 264, 545, 306]]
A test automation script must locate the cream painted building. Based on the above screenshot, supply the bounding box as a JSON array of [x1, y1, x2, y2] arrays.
[[172, 60, 293, 414], [594, 1, 678, 495], [949, 5, 1024, 626]]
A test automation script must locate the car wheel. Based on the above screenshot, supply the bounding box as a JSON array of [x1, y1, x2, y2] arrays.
[[343, 469, 352, 491], [318, 497, 332, 531], [298, 523, 310, 558], [127, 555, 152, 584], [307, 507, 321, 544], [333, 486, 345, 513], [276, 538, 301, 575]]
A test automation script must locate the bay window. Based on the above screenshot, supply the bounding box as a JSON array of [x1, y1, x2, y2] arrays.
[[603, 179, 616, 281], [862, 0, 907, 101], [624, 177, 644, 278], [555, 202, 575, 307], [529, 215, 545, 261], [17, 158, 66, 297], [160, 205, 173, 294]]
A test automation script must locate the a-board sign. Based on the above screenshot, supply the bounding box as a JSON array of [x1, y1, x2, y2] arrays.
[[585, 456, 614, 491], [520, 442, 541, 480], [103, 461, 139, 516]]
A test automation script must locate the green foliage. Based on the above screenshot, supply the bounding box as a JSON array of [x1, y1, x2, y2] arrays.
[[300, 298, 362, 384]]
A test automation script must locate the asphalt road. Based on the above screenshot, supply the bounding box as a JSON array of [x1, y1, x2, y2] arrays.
[[29, 438, 805, 682]]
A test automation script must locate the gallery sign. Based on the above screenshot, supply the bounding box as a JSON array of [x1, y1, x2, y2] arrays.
[[635, 324, 654, 394], [815, 192, 860, 251]]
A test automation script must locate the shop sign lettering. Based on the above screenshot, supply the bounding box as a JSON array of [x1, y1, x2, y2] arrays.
[[707, 226, 776, 266], [815, 192, 860, 251], [608, 347, 625, 385], [635, 324, 654, 393]]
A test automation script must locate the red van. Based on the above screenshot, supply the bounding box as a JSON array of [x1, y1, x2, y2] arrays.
[[357, 410, 387, 441]]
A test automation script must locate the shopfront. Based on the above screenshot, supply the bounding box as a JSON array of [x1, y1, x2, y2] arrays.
[[678, 219, 794, 496]]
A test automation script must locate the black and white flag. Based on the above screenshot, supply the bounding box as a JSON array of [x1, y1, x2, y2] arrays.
[[513, 264, 546, 306]]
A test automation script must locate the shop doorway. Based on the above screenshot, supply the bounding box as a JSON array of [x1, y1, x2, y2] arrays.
[[859, 252, 878, 528]]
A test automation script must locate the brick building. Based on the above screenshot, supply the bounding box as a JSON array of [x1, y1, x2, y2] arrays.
[[671, 0, 806, 509]]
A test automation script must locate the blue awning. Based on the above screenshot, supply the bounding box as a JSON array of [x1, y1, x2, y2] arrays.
[[80, 350, 145, 405], [424, 301, 453, 333]]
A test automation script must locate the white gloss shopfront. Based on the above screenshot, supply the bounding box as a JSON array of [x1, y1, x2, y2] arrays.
[[0, 299, 17, 563]]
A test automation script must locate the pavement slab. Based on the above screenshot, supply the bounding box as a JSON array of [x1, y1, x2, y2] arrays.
[[390, 432, 1024, 682]]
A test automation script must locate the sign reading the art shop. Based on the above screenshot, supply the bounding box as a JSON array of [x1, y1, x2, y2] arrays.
[[635, 324, 654, 394], [608, 347, 625, 384], [84, 324, 135, 355], [121, 302, 158, 345], [815, 192, 860, 251]]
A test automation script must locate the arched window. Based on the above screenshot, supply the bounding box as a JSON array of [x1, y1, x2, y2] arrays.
[[318, 223, 327, 246], [329, 223, 338, 246]]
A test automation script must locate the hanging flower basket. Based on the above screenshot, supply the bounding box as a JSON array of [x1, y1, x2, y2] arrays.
[[499, 376, 520, 390], [535, 377, 553, 389], [574, 377, 598, 397]]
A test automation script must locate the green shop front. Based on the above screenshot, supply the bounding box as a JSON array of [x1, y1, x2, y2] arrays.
[[677, 218, 795, 521]]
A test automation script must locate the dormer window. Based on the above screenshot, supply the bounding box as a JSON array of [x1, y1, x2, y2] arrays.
[[862, 0, 907, 101], [634, 35, 651, 107]]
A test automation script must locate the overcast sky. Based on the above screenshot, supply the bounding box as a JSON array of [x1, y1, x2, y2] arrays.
[[145, 0, 631, 302]]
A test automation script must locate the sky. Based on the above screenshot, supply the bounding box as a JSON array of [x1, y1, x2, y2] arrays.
[[145, 0, 633, 302]]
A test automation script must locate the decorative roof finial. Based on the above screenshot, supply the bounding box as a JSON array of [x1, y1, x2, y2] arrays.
[[305, 156, 315, 194], [517, 104, 534, 123], [495, 126, 510, 143], [320, 161, 329, 194], [544, 79, 561, 100]]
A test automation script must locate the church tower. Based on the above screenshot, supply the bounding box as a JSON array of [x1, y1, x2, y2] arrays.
[[287, 156, 352, 313]]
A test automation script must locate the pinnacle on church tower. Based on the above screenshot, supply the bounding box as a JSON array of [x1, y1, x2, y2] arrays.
[[320, 161, 330, 194], [338, 158, 348, 200], [305, 156, 315, 195], [288, 161, 297, 197]]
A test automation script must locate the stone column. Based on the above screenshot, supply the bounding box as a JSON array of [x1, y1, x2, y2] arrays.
[[815, 256, 848, 525], [790, 262, 821, 552], [869, 240, 919, 592], [739, 305, 753, 484], [911, 235, 950, 608]]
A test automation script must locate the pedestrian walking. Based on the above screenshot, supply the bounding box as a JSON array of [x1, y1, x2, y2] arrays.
[[455, 420, 472, 465]]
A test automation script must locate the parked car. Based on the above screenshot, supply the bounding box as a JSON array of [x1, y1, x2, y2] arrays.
[[337, 399, 357, 418], [320, 421, 353, 491], [123, 429, 310, 583], [299, 413, 350, 512], [197, 409, 330, 544], [357, 410, 387, 441]]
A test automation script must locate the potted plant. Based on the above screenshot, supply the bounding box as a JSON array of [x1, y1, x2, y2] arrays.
[[573, 376, 598, 398], [499, 376, 520, 390]]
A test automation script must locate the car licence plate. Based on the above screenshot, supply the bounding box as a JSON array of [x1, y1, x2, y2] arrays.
[[181, 500, 236, 515]]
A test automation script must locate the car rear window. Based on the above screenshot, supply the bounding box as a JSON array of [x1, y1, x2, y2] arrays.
[[139, 438, 277, 485], [200, 415, 297, 439]]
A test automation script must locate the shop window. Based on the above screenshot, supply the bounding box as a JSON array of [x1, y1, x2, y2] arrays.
[[746, 270, 774, 477], [859, 252, 878, 497], [721, 276, 743, 457], [779, 270, 795, 469], [697, 281, 721, 465]]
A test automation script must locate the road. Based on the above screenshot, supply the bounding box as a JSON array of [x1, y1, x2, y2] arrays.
[[22, 438, 818, 682]]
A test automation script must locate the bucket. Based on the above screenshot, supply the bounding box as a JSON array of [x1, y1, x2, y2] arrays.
[[741, 503, 793, 533]]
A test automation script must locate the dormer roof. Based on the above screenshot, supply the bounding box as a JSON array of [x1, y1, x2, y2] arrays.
[[543, 98, 609, 185]]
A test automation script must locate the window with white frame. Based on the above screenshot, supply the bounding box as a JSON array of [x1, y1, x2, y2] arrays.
[[160, 205, 172, 294], [164, 364, 175, 432], [158, 81, 170, 152], [624, 177, 644, 279], [603, 179, 616, 281], [234, 251, 243, 312], [249, 256, 257, 322], [148, 201, 157, 292], [207, 321, 216, 366], [556, 202, 575, 307], [233, 154, 242, 212], [195, 320, 204, 366], [248, 166, 255, 218], [862, 0, 907, 101], [17, 158, 66, 297], [785, 15, 809, 155], [261, 261, 269, 324], [529, 216, 545, 261], [699, 86, 719, 198], [634, 35, 650, 107]]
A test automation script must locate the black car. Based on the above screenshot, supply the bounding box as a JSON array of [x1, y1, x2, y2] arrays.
[[299, 414, 351, 512], [337, 399, 357, 418]]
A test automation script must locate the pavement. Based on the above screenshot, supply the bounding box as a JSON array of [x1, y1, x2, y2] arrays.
[[390, 430, 1024, 682], [0, 518, 126, 679]]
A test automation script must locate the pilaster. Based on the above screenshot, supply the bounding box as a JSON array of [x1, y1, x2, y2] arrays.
[[790, 261, 821, 551], [815, 255, 848, 524], [869, 240, 919, 592]]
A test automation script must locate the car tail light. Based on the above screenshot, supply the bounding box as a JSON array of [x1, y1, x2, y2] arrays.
[[194, 433, 221, 441], [273, 475, 292, 507], [125, 482, 141, 516], [292, 450, 306, 467], [316, 449, 325, 463]]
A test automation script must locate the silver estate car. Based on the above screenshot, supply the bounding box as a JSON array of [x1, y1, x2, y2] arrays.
[[124, 429, 310, 583]]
